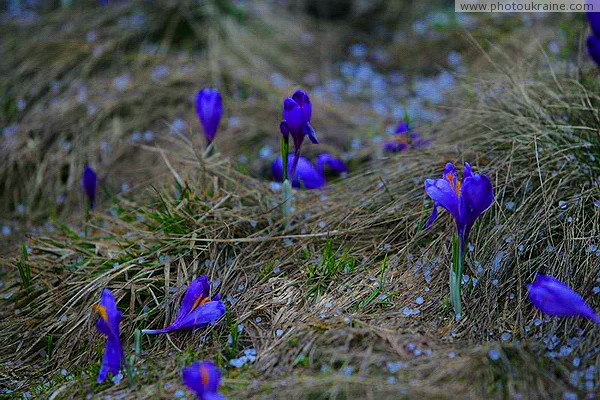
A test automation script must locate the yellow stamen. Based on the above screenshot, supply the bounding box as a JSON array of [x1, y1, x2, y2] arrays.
[[200, 365, 210, 386], [191, 295, 211, 311], [93, 304, 108, 322]]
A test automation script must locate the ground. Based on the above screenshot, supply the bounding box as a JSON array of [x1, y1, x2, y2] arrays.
[[0, 1, 598, 399]]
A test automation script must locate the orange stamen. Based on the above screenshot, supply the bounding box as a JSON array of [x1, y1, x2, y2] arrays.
[[391, 135, 410, 144], [93, 304, 108, 322], [445, 173, 461, 196], [200, 365, 210, 386], [191, 295, 211, 311]]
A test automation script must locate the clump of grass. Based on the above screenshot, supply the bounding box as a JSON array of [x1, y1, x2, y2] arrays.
[[305, 239, 358, 298], [15, 243, 32, 290]]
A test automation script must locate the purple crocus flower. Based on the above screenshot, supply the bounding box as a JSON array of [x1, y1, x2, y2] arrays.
[[384, 121, 410, 153], [93, 289, 123, 383], [384, 121, 429, 153], [182, 361, 225, 400], [196, 88, 223, 145], [83, 165, 97, 210], [142, 276, 225, 334], [272, 153, 346, 190], [425, 162, 494, 318], [425, 162, 494, 241], [280, 90, 319, 175], [587, 35, 600, 66], [528, 275, 600, 323]]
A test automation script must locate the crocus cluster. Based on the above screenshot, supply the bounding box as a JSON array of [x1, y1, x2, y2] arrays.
[[196, 88, 224, 146], [384, 121, 429, 153], [82, 165, 97, 210], [527, 274, 600, 323], [272, 153, 347, 189], [587, 11, 600, 66], [91, 276, 226, 398], [94, 289, 123, 383], [424, 162, 494, 318]]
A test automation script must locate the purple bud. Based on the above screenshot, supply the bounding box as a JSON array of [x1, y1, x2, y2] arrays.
[[196, 88, 223, 145], [82, 165, 97, 209]]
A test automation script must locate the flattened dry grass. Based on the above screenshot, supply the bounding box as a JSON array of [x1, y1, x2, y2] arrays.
[[0, 0, 362, 221], [0, 62, 598, 399]]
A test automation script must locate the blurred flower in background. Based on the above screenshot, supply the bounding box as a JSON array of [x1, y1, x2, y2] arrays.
[[272, 153, 346, 190], [182, 361, 225, 400], [82, 165, 97, 210], [196, 88, 223, 146]]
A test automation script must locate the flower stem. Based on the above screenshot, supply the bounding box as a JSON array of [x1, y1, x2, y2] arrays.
[[290, 150, 301, 179], [279, 135, 294, 221], [450, 234, 464, 320], [280, 136, 289, 182], [281, 179, 294, 220]]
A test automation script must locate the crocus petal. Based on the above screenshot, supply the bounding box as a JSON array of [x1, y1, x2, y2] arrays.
[[587, 10, 600, 37], [528, 275, 600, 323], [291, 89, 312, 122], [272, 155, 326, 189], [196, 88, 223, 144], [463, 162, 473, 180], [82, 166, 97, 209], [443, 162, 457, 182], [171, 276, 211, 326], [95, 289, 122, 339], [384, 140, 408, 153], [97, 336, 122, 383], [461, 173, 494, 238], [410, 134, 430, 149], [303, 121, 319, 144], [395, 121, 409, 134], [425, 203, 439, 229], [587, 35, 600, 66], [182, 361, 224, 400], [424, 178, 461, 226], [282, 98, 304, 136], [316, 153, 347, 175], [279, 121, 290, 139]]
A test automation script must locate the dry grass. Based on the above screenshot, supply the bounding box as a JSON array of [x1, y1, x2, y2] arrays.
[[0, 0, 363, 222], [1, 59, 598, 399]]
